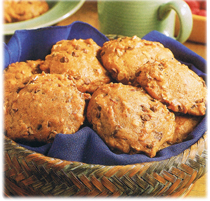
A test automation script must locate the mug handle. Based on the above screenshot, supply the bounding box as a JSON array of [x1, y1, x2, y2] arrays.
[[158, 0, 193, 43]]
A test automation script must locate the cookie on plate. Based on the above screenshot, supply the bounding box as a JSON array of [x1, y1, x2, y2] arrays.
[[40, 39, 111, 93], [100, 36, 174, 84], [4, 60, 44, 98], [87, 83, 175, 157], [136, 59, 207, 116], [4, 0, 49, 23], [4, 73, 90, 143]]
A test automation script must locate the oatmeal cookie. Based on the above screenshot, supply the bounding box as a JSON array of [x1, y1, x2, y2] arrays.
[[4, 0, 49, 23], [100, 36, 174, 84], [4, 73, 91, 143], [87, 83, 175, 157], [136, 60, 207, 116], [4, 60, 44, 97], [40, 39, 111, 93]]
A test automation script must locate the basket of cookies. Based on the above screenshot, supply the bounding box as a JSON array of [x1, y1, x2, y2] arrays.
[[4, 21, 207, 196]]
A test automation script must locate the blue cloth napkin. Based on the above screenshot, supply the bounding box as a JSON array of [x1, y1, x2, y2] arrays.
[[4, 21, 207, 165]]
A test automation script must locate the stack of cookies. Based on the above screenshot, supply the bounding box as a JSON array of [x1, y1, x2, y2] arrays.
[[4, 36, 207, 157], [88, 36, 206, 157]]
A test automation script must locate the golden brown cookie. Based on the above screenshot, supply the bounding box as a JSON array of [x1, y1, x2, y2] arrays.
[[4, 0, 49, 23], [40, 39, 111, 93], [4, 60, 44, 98], [4, 73, 91, 143], [100, 36, 174, 84], [87, 83, 175, 157], [136, 59, 207, 116], [50, 39, 101, 56], [172, 115, 202, 144], [160, 114, 202, 149]]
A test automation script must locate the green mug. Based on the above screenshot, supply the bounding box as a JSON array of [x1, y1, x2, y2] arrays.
[[98, 0, 193, 43]]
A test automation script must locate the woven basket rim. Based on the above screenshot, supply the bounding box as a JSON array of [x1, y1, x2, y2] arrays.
[[4, 132, 207, 196], [4, 131, 207, 167]]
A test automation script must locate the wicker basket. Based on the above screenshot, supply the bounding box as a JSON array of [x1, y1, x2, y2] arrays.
[[4, 33, 207, 197], [4, 131, 207, 197]]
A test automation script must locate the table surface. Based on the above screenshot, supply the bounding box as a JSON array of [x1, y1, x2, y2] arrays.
[[57, 2, 207, 198], [4, 1, 207, 198]]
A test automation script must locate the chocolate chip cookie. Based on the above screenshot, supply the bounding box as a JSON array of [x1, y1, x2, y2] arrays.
[[40, 39, 111, 93], [50, 38, 100, 56], [87, 83, 175, 157], [136, 59, 207, 116], [4, 60, 44, 98], [100, 36, 174, 84], [4, 73, 90, 143]]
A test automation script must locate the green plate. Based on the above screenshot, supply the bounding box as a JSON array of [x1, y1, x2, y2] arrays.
[[3, 0, 85, 35]]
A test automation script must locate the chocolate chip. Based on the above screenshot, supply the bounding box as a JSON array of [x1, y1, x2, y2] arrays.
[[72, 51, 79, 57], [111, 130, 118, 136], [73, 75, 81, 80], [146, 144, 153, 149], [135, 69, 142, 77], [191, 105, 196, 109], [12, 108, 18, 112], [60, 57, 69, 63], [150, 105, 157, 112], [16, 87, 23, 93], [178, 105, 183, 111], [37, 124, 42, 130], [34, 89, 40, 93]]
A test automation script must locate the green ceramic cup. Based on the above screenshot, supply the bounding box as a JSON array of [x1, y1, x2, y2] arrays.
[[98, 0, 193, 43]]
